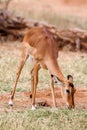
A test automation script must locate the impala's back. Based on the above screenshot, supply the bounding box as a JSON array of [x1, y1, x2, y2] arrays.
[[23, 27, 58, 61]]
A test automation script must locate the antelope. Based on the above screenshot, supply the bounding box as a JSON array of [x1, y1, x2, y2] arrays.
[[9, 27, 76, 110]]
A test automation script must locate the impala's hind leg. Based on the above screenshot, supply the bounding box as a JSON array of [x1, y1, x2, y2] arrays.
[[31, 64, 40, 110], [9, 46, 29, 106], [50, 75, 56, 107]]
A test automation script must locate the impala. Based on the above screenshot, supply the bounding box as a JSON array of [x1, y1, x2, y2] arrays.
[[9, 27, 76, 110]]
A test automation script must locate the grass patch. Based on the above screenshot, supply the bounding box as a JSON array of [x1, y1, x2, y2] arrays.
[[0, 108, 87, 130], [0, 40, 87, 130], [0, 43, 87, 94], [58, 52, 87, 86]]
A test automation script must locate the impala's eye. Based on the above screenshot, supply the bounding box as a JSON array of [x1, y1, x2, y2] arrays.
[[66, 89, 70, 94]]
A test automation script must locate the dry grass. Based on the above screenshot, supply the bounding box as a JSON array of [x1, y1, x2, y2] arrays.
[[12, 8, 87, 30], [0, 0, 87, 129], [0, 42, 87, 130], [0, 42, 87, 94], [0, 108, 87, 130], [7, 0, 87, 30]]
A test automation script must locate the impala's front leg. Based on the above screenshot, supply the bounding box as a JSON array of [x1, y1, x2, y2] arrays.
[[50, 75, 56, 107], [31, 64, 40, 110], [9, 45, 29, 106]]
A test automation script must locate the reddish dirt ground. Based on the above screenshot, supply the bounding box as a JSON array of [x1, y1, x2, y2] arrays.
[[0, 86, 87, 112], [0, 43, 87, 112]]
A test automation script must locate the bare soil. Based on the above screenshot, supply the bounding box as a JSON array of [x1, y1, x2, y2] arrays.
[[0, 86, 87, 112]]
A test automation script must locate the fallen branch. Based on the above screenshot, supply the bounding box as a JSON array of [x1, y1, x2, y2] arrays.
[[0, 9, 87, 51]]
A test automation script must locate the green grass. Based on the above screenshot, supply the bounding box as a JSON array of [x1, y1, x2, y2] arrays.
[[0, 108, 87, 130]]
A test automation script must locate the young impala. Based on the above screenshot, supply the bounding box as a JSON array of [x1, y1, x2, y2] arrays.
[[9, 27, 76, 110]]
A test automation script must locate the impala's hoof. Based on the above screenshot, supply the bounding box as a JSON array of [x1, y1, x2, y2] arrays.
[[32, 105, 37, 110], [8, 100, 13, 106]]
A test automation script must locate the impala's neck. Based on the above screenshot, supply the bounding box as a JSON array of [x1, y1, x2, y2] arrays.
[[45, 58, 67, 84]]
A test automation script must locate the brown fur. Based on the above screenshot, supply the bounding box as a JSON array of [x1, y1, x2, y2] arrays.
[[9, 27, 76, 109]]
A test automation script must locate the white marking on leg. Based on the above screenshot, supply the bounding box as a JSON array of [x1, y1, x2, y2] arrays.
[[8, 99, 13, 106], [53, 75, 58, 83], [29, 55, 34, 63], [32, 105, 37, 110]]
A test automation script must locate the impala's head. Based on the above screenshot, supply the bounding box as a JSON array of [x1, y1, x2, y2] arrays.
[[62, 75, 76, 109], [51, 74, 76, 109]]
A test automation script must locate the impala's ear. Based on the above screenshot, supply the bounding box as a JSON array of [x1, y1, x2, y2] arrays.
[[67, 75, 73, 83], [69, 83, 74, 88], [67, 75, 73, 79]]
